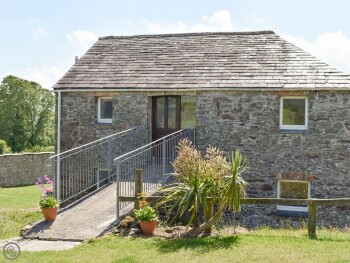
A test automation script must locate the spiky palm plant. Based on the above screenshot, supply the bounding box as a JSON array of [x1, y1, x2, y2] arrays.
[[157, 139, 248, 236]]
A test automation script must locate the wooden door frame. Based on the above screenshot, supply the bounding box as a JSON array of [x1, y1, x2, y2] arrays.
[[152, 96, 181, 141]]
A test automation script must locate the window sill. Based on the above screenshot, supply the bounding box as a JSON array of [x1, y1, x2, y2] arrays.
[[279, 129, 308, 134], [276, 205, 308, 217], [96, 122, 113, 126], [276, 209, 308, 217]]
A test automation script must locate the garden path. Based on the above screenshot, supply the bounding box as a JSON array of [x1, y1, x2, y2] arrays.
[[23, 183, 120, 241]]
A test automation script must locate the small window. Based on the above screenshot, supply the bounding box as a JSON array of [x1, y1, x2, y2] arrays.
[[98, 97, 113, 123], [280, 97, 308, 130], [181, 96, 196, 128], [277, 180, 310, 216]]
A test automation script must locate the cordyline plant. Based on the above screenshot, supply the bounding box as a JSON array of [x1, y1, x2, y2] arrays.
[[157, 139, 248, 237]]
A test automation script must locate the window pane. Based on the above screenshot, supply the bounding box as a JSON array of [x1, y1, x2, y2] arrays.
[[168, 97, 176, 129], [181, 96, 196, 128], [100, 99, 112, 119], [282, 99, 305, 125], [156, 97, 165, 128], [280, 181, 308, 199]]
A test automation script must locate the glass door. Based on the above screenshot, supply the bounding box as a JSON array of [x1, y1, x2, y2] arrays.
[[152, 96, 181, 140]]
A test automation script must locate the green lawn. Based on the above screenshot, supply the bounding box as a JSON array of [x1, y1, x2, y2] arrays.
[[1, 186, 350, 262], [0, 185, 42, 240], [10, 229, 350, 263]]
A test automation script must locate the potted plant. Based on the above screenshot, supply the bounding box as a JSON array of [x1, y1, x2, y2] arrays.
[[35, 174, 59, 222], [133, 193, 157, 235]]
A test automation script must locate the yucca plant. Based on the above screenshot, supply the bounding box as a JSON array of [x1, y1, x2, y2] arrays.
[[225, 150, 248, 212], [157, 139, 248, 236], [157, 166, 205, 229]]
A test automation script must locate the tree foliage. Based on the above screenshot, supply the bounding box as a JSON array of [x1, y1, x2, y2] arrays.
[[0, 75, 55, 152], [0, 139, 11, 154]]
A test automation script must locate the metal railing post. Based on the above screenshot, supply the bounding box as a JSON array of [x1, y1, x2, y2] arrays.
[[162, 138, 166, 176], [56, 156, 61, 202], [96, 170, 100, 190], [193, 127, 196, 145], [116, 160, 120, 218], [108, 140, 112, 183]]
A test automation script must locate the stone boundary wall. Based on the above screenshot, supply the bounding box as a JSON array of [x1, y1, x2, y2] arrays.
[[0, 152, 54, 187]]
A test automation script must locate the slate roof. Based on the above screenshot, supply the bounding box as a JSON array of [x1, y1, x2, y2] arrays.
[[54, 31, 350, 90]]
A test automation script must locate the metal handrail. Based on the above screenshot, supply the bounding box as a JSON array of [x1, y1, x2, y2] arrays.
[[114, 128, 193, 163], [115, 128, 195, 217], [51, 127, 136, 159], [52, 125, 149, 204]]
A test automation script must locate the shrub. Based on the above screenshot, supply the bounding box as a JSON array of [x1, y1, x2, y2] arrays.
[[0, 139, 11, 154], [24, 145, 55, 152], [133, 193, 157, 222], [157, 139, 248, 236]]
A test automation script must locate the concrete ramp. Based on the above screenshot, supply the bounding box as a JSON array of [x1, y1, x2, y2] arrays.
[[23, 183, 118, 241]]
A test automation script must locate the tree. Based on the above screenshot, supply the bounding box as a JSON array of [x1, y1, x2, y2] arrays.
[[0, 75, 55, 152]]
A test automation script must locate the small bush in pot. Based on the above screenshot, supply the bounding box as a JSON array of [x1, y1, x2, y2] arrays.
[[36, 174, 59, 222], [133, 193, 157, 235]]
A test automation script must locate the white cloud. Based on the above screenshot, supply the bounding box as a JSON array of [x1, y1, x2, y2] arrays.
[[283, 30, 350, 73], [19, 66, 65, 89], [25, 17, 41, 25], [66, 29, 98, 55], [142, 10, 234, 34], [33, 27, 47, 39], [244, 12, 267, 28]]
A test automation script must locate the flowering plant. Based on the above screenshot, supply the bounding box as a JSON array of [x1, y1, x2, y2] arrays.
[[133, 192, 157, 222], [35, 174, 58, 209]]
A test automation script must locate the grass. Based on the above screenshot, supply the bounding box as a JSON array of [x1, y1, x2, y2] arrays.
[[9, 229, 350, 263], [0, 185, 42, 240], [1, 186, 350, 262]]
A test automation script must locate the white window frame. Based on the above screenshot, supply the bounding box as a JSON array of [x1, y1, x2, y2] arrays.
[[98, 97, 113, 124], [279, 96, 308, 130], [277, 180, 310, 213]]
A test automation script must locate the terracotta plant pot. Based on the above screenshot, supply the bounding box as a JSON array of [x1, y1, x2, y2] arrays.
[[139, 220, 157, 235], [42, 207, 58, 222]]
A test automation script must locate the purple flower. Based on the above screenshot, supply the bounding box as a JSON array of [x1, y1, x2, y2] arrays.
[[36, 174, 55, 196]]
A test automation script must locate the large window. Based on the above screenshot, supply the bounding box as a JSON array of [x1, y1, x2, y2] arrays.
[[98, 97, 113, 123], [277, 180, 310, 216], [280, 97, 308, 130]]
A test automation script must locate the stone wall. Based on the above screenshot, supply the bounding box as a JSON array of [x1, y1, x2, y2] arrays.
[[196, 90, 350, 228], [59, 89, 350, 228], [60, 92, 151, 151], [0, 152, 53, 187]]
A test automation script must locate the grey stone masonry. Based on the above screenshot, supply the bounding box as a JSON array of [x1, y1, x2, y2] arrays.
[[196, 90, 350, 199], [196, 90, 350, 227], [60, 91, 151, 151], [0, 152, 53, 187], [59, 89, 350, 228]]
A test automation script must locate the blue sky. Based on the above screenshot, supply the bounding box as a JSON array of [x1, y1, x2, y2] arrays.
[[1, 0, 350, 89]]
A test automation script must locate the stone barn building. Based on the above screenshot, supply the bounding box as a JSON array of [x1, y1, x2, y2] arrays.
[[53, 31, 350, 228]]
